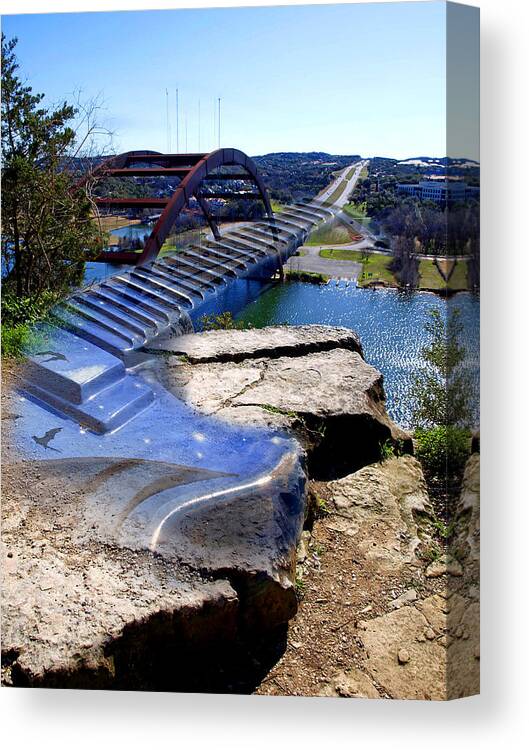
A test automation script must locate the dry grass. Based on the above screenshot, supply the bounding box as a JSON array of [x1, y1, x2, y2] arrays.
[[93, 215, 142, 232]]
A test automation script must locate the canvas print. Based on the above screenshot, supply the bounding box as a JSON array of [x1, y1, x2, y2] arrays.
[[1, 1, 479, 699]]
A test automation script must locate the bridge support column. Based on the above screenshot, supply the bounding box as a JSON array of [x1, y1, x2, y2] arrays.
[[194, 191, 222, 242]]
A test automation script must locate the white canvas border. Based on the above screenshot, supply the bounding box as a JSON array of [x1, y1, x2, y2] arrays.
[[1, 0, 527, 748]]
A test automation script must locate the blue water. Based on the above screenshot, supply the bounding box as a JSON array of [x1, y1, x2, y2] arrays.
[[83, 261, 130, 285], [190, 279, 273, 326], [82, 224, 205, 285], [110, 224, 153, 242], [79, 224, 480, 429], [236, 281, 480, 429], [82, 224, 153, 285]]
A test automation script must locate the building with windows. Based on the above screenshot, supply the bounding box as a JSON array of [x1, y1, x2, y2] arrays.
[[397, 180, 479, 204]]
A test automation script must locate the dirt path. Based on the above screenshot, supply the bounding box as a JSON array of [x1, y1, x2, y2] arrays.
[[255, 461, 480, 700], [254, 479, 441, 698]]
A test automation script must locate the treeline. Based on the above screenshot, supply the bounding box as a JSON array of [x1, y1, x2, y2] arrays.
[[383, 202, 479, 257], [384, 202, 479, 289], [347, 156, 480, 290], [85, 152, 363, 207], [253, 152, 361, 203], [368, 156, 480, 185], [215, 198, 265, 222], [92, 175, 159, 199], [76, 152, 364, 224], [353, 155, 480, 234], [388, 236, 420, 289]]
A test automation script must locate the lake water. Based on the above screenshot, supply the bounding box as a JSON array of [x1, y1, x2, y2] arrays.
[[81, 225, 480, 430], [82, 224, 153, 285], [236, 281, 480, 429], [110, 224, 153, 242]]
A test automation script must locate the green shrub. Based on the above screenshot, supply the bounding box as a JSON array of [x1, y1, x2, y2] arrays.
[[1, 291, 59, 327], [286, 269, 329, 284], [315, 495, 331, 518], [199, 311, 251, 331], [379, 439, 395, 461], [414, 425, 471, 478], [1, 292, 60, 358], [412, 308, 472, 429], [1, 323, 32, 358]]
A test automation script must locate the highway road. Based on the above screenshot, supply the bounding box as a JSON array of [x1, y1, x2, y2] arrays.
[[313, 159, 369, 209], [285, 159, 371, 280]]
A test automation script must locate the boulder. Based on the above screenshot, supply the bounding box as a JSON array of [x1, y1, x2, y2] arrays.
[[452, 452, 480, 565], [1, 452, 304, 688], [154, 327, 411, 479], [2, 324, 417, 691], [146, 324, 363, 362], [326, 456, 435, 571], [1, 469, 238, 688], [446, 453, 480, 698]]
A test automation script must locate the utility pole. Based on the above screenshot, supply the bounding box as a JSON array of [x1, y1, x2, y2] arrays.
[[218, 97, 221, 149], [185, 115, 188, 152], [175, 87, 179, 152], [165, 89, 171, 152], [213, 98, 216, 150], [198, 99, 201, 151]]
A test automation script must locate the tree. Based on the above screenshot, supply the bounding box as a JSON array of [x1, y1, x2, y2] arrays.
[[412, 308, 474, 517], [412, 308, 472, 429], [1, 35, 101, 311], [389, 235, 419, 288]]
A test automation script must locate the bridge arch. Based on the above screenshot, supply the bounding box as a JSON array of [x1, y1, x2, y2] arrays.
[[90, 148, 274, 266]]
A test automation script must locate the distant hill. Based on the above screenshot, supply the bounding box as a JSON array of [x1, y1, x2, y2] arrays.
[[397, 156, 480, 169], [253, 152, 361, 202], [64, 150, 479, 201], [253, 151, 360, 162], [369, 155, 480, 185]]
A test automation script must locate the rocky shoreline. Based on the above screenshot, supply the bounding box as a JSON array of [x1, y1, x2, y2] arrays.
[[1, 325, 479, 696]]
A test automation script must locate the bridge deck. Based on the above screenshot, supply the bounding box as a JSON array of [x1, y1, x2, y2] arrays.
[[22, 198, 336, 433]]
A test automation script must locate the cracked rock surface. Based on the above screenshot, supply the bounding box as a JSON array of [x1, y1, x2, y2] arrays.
[[146, 324, 363, 363], [152, 325, 411, 479], [3, 326, 478, 697], [3, 325, 401, 690]]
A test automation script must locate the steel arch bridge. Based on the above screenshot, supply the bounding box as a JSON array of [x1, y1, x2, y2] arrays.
[[90, 148, 275, 266], [20, 151, 340, 432]]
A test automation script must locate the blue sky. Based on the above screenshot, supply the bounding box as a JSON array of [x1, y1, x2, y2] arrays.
[[3, 2, 453, 158]]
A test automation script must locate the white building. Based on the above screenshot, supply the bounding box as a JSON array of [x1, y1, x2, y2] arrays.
[[397, 180, 479, 204]]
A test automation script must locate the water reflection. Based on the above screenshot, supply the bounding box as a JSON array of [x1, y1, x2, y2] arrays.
[[110, 224, 153, 242], [79, 225, 479, 431], [83, 261, 131, 285], [237, 281, 479, 429]]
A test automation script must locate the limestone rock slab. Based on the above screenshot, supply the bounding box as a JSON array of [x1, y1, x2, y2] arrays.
[[358, 597, 447, 700], [1, 491, 238, 688], [327, 456, 435, 571], [157, 339, 411, 479], [147, 324, 363, 362]]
